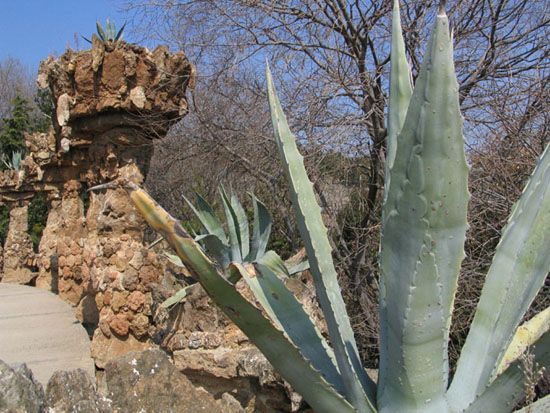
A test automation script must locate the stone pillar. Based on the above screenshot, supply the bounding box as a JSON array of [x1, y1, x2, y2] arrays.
[[35, 41, 194, 366], [1, 204, 35, 284], [36, 180, 86, 291], [0, 39, 194, 368]]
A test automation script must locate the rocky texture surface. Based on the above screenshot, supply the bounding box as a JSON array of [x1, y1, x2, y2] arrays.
[[91, 329, 155, 370], [0, 350, 250, 413], [163, 275, 325, 412], [46, 369, 109, 413], [103, 349, 239, 413], [0, 39, 195, 283], [0, 361, 44, 413], [38, 42, 194, 131], [0, 40, 194, 369], [1, 205, 35, 284]]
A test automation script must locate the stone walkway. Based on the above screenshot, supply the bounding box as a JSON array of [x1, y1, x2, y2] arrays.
[[0, 283, 95, 386]]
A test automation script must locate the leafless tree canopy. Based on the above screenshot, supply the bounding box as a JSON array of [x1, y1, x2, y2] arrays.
[[0, 57, 35, 124]]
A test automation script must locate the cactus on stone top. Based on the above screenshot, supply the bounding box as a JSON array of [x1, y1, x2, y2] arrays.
[[91, 1, 550, 411], [83, 18, 126, 45]]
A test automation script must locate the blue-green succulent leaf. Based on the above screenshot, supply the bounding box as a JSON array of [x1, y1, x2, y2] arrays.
[[465, 332, 550, 413], [232, 251, 344, 393], [165, 252, 184, 267], [219, 186, 242, 262], [247, 193, 272, 262], [496, 306, 550, 377], [513, 394, 550, 413], [115, 22, 126, 41], [195, 233, 231, 269], [96, 21, 106, 41], [267, 63, 376, 412], [286, 259, 310, 275], [230, 192, 250, 259], [106, 19, 113, 38], [385, 0, 413, 198], [161, 284, 194, 309], [183, 193, 228, 243], [379, 6, 468, 412], [449, 142, 550, 411]]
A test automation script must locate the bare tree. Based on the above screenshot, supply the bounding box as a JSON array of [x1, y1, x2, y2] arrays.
[[125, 0, 548, 267], [0, 57, 35, 125]]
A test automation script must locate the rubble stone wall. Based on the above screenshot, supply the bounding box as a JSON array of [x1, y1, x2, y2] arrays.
[[0, 40, 194, 367], [0, 39, 315, 411]]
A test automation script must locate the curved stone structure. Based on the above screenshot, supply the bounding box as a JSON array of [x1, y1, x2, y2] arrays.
[[0, 40, 195, 367]]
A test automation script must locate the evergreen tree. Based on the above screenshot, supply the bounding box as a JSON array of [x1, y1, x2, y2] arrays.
[[33, 88, 54, 133], [0, 94, 31, 157]]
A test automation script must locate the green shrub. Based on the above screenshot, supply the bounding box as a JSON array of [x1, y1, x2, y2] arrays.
[[0, 205, 9, 246], [28, 194, 48, 251]]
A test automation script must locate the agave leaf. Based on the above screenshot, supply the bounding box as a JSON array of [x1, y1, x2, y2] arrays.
[[385, 0, 413, 197], [246, 193, 272, 262], [82, 35, 92, 44], [496, 306, 550, 377], [123, 181, 356, 413], [160, 284, 194, 309], [165, 252, 184, 267], [183, 193, 227, 243], [230, 192, 250, 259], [465, 332, 550, 413], [115, 22, 126, 41], [266, 64, 376, 412], [96, 21, 106, 42], [107, 18, 115, 39], [449, 143, 550, 411], [378, 6, 468, 411], [195, 233, 231, 270], [283, 248, 309, 275], [231, 251, 343, 393], [286, 259, 310, 275], [514, 394, 550, 413], [219, 186, 242, 262]]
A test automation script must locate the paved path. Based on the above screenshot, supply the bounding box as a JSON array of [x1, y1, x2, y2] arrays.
[[0, 283, 95, 386]]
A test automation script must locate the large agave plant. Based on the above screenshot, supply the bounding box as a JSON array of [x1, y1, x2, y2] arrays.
[[93, 1, 549, 411]]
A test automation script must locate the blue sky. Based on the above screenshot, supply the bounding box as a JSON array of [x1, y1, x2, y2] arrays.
[[0, 0, 129, 75]]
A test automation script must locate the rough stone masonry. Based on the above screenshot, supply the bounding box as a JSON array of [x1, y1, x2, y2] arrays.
[[0, 39, 320, 411], [0, 39, 194, 364]]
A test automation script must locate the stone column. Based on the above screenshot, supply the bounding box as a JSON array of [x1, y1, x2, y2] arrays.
[[2, 204, 35, 284], [34, 40, 194, 366], [0, 38, 195, 368]]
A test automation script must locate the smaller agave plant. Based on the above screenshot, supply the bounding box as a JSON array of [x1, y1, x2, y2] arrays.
[[83, 18, 126, 44], [1, 150, 23, 171], [161, 186, 308, 308]]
